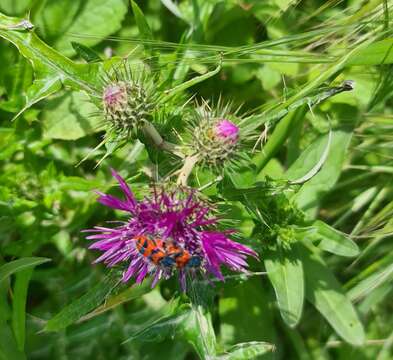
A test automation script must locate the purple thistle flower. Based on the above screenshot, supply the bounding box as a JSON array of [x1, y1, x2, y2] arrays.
[[214, 119, 239, 143], [103, 82, 127, 112], [84, 169, 258, 290]]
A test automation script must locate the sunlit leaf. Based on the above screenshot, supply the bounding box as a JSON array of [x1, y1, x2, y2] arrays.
[[44, 274, 120, 332], [311, 220, 359, 257], [265, 244, 304, 327], [300, 245, 365, 346]]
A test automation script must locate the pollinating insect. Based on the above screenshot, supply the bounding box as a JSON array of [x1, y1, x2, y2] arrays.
[[84, 169, 258, 290]]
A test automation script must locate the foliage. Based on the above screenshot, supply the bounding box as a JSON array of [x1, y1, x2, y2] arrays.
[[1, 0, 393, 359]]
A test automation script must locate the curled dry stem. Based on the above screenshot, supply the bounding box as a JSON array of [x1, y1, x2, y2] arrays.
[[177, 155, 199, 186]]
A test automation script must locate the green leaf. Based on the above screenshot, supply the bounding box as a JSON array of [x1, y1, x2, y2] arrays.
[[129, 304, 217, 358], [0, 0, 31, 16], [71, 42, 102, 63], [218, 342, 275, 360], [287, 130, 352, 218], [12, 269, 33, 351], [265, 244, 304, 327], [130, 0, 153, 41], [130, 0, 158, 70], [347, 38, 393, 66], [219, 279, 277, 359], [0, 12, 102, 117], [300, 245, 365, 346], [162, 59, 222, 100], [312, 220, 359, 257], [348, 262, 393, 303], [44, 274, 120, 332], [0, 257, 50, 283], [0, 323, 26, 360], [78, 281, 152, 322], [12, 74, 62, 121], [181, 305, 216, 359], [42, 91, 103, 140], [52, 0, 128, 56]]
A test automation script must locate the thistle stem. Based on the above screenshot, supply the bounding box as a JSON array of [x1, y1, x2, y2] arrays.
[[177, 155, 199, 186], [142, 122, 184, 158]]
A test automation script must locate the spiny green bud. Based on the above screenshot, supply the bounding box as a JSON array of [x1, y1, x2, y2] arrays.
[[100, 64, 156, 139], [193, 117, 240, 166], [102, 80, 153, 137]]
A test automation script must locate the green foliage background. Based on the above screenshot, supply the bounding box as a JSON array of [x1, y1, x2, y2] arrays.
[[1, 0, 393, 359]]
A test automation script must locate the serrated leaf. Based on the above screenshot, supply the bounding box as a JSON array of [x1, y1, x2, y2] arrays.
[[300, 245, 365, 346], [312, 220, 359, 257], [0, 257, 50, 283], [265, 244, 304, 327], [0, 12, 102, 117], [44, 274, 120, 332]]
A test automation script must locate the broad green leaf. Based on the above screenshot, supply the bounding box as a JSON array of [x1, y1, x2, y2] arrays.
[[287, 130, 352, 218], [217, 342, 275, 360], [288, 130, 332, 185], [311, 220, 359, 257], [42, 91, 103, 140], [265, 244, 304, 327], [53, 0, 128, 55], [219, 279, 277, 360], [44, 274, 120, 332], [300, 245, 365, 346], [0, 257, 50, 283], [181, 305, 216, 359], [0, 323, 25, 360], [12, 269, 33, 351], [347, 38, 393, 66], [0, 0, 31, 16]]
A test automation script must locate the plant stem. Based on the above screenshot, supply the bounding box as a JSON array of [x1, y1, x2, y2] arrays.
[[177, 155, 199, 186], [142, 122, 184, 158]]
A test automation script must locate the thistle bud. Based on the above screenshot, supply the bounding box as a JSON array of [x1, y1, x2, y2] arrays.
[[191, 107, 241, 167], [100, 65, 155, 138], [214, 119, 239, 143]]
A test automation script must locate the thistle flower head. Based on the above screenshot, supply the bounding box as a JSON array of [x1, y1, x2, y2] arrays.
[[84, 169, 258, 290], [100, 63, 155, 138], [214, 119, 239, 142], [188, 100, 242, 167]]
